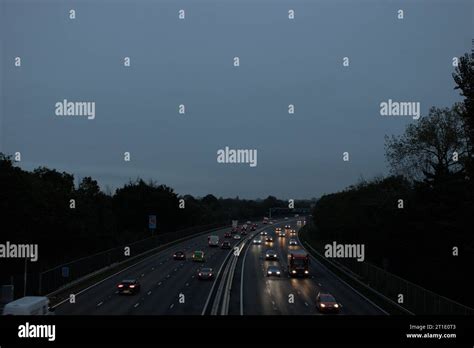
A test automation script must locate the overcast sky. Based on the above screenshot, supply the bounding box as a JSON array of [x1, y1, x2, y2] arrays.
[[1, 0, 473, 199]]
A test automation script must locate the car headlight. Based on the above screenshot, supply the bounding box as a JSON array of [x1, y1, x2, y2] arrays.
[[266, 255, 269, 257], [267, 271, 272, 274], [334, 304, 339, 308], [320, 303, 326, 308], [292, 270, 296, 274], [276, 271, 281, 274], [304, 270, 309, 274]]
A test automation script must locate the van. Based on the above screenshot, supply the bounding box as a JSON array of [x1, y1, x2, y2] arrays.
[[2, 296, 54, 315]]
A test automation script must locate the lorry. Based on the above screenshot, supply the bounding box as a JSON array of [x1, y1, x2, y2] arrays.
[[2, 296, 54, 315], [263, 217, 269, 224], [208, 235, 219, 247], [288, 250, 310, 277]]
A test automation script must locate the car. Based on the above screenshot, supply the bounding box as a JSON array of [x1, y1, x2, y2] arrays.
[[290, 229, 297, 236], [117, 280, 140, 295], [241, 230, 247, 235], [289, 238, 298, 246], [231, 228, 238, 234], [173, 251, 185, 260], [265, 236, 274, 243], [250, 225, 256, 231], [246, 221, 252, 225], [284, 217, 288, 220], [197, 268, 214, 280], [241, 225, 247, 231], [260, 231, 268, 236], [221, 241, 231, 249], [266, 265, 281, 277], [253, 223, 258, 227], [316, 293, 340, 313], [265, 250, 278, 260], [269, 221, 274, 224], [284, 225, 291, 230], [224, 232, 232, 238], [233, 234, 241, 240], [253, 237, 262, 245], [192, 250, 205, 262]]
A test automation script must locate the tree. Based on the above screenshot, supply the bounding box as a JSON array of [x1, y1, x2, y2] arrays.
[[453, 53, 474, 142], [385, 104, 469, 184]]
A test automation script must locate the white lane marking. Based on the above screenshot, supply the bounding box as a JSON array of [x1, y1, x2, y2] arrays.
[[305, 302, 309, 307], [147, 291, 152, 295], [141, 273, 145, 277], [152, 267, 155, 271], [318, 283, 322, 287], [173, 268, 177, 272], [186, 283, 189, 287], [158, 282, 162, 286], [96, 301, 103, 307], [134, 303, 140, 308], [166, 274, 170, 278], [169, 304, 175, 309]]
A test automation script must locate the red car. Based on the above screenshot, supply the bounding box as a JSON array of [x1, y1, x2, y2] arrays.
[[316, 292, 341, 313]]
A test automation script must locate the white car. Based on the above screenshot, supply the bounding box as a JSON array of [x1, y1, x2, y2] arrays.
[[289, 238, 298, 246], [233, 235, 241, 240], [253, 237, 262, 245]]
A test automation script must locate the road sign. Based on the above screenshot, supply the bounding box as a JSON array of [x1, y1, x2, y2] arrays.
[[232, 220, 238, 228], [61, 266, 70, 278], [149, 215, 157, 229]]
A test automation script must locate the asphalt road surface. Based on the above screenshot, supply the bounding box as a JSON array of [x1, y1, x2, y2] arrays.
[[55, 219, 386, 315]]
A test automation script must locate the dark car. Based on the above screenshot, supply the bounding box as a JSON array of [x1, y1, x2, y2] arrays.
[[231, 228, 238, 234], [173, 251, 185, 260], [316, 293, 341, 313], [198, 268, 214, 280], [266, 266, 281, 277], [265, 236, 274, 243], [117, 279, 140, 295], [224, 232, 232, 238], [250, 225, 256, 231], [265, 250, 278, 260], [221, 241, 231, 249], [241, 230, 247, 235]]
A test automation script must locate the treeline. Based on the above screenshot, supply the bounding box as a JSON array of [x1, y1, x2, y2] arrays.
[[0, 157, 312, 285], [309, 53, 474, 307]]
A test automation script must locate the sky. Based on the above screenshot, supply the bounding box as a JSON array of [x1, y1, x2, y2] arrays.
[[1, 0, 473, 199]]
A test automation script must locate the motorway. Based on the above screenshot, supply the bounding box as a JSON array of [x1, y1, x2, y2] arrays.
[[55, 219, 386, 315]]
